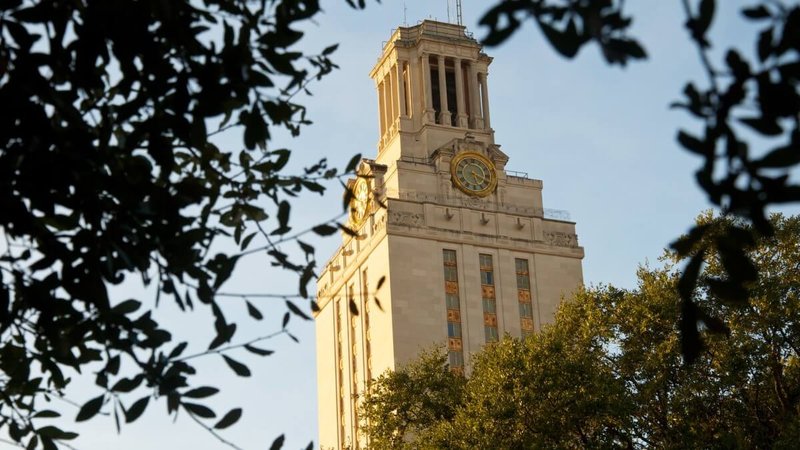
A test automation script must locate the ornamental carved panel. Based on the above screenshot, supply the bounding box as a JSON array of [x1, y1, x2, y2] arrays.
[[544, 231, 579, 248], [483, 313, 497, 326], [482, 285, 495, 299], [521, 317, 534, 331], [448, 338, 462, 351], [445, 281, 459, 294], [518, 289, 531, 302], [447, 309, 461, 322], [388, 211, 424, 227]]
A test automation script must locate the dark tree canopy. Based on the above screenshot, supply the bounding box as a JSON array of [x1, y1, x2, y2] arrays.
[[478, 0, 800, 362], [0, 0, 373, 448]]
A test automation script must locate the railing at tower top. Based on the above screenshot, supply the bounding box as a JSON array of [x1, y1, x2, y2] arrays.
[[389, 20, 476, 45]]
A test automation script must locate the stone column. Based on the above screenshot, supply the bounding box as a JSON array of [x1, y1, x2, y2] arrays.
[[387, 70, 396, 131], [437, 55, 450, 126], [377, 80, 386, 137], [480, 72, 491, 130], [469, 62, 484, 129], [421, 54, 435, 123], [454, 58, 468, 128], [396, 61, 408, 118], [408, 56, 420, 120]]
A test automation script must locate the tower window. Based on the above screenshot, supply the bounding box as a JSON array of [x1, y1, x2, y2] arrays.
[[430, 62, 441, 123], [402, 62, 411, 117], [362, 269, 372, 387], [442, 249, 464, 372], [479, 253, 498, 343], [448, 350, 464, 368], [516, 258, 535, 337], [445, 293, 460, 310], [445, 62, 457, 126], [447, 321, 462, 338]]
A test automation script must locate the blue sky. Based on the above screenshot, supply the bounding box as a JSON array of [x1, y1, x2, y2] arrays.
[[12, 1, 799, 449]]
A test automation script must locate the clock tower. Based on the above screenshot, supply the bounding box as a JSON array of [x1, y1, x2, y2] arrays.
[[315, 20, 584, 449]]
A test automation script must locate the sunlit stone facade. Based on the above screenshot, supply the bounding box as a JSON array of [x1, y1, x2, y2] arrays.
[[315, 20, 584, 449]]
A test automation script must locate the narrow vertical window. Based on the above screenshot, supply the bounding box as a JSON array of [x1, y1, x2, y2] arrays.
[[348, 285, 359, 447], [430, 57, 441, 122], [480, 254, 498, 343], [478, 74, 486, 119], [461, 63, 471, 119], [445, 61, 457, 126], [443, 249, 464, 373], [378, 81, 386, 137], [388, 69, 397, 125], [361, 269, 372, 388], [516, 258, 534, 337], [402, 62, 411, 117], [335, 299, 346, 444]]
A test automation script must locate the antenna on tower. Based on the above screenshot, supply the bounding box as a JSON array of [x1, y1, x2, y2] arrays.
[[403, 1, 407, 26], [446, 0, 451, 23], [456, 0, 463, 26]]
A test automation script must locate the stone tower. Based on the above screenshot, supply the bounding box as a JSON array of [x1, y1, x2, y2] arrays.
[[314, 20, 584, 449]]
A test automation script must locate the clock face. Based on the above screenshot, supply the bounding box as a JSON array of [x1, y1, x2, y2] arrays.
[[349, 177, 370, 227], [451, 152, 497, 197]]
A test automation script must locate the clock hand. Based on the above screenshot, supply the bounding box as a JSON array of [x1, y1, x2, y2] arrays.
[[466, 167, 477, 184], [469, 164, 483, 184]]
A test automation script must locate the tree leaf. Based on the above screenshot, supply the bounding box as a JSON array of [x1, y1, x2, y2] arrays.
[[677, 130, 709, 156], [312, 224, 338, 236], [740, 116, 782, 136], [680, 298, 703, 364], [184, 387, 219, 399], [756, 144, 800, 168], [742, 5, 770, 20], [696, 0, 716, 38], [349, 298, 359, 316], [240, 232, 257, 250], [111, 374, 144, 393], [376, 276, 387, 291], [538, 19, 580, 59], [76, 395, 105, 422], [169, 342, 189, 359], [272, 201, 291, 235], [222, 355, 251, 377], [678, 250, 705, 302], [214, 408, 242, 429], [244, 344, 274, 356], [345, 153, 362, 173], [37, 426, 77, 440], [322, 44, 339, 56], [270, 434, 286, 450], [111, 299, 142, 315], [124, 396, 150, 423], [182, 402, 216, 418], [670, 224, 709, 256], [246, 301, 263, 320], [32, 410, 61, 419], [705, 277, 749, 305], [285, 300, 311, 320]]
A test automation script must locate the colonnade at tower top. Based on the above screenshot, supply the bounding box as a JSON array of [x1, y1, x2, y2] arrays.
[[369, 21, 494, 162]]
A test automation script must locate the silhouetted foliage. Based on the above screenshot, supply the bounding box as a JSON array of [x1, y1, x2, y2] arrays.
[[479, 0, 800, 363], [0, 0, 375, 448]]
